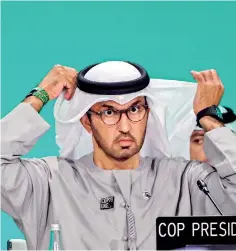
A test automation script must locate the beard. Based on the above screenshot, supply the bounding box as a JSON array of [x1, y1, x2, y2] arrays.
[[91, 123, 147, 162]]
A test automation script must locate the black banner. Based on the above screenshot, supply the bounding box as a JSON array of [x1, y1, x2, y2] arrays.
[[156, 216, 236, 250]]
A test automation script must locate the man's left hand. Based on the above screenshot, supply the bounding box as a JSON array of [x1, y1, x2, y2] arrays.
[[191, 69, 224, 115], [191, 69, 225, 131]]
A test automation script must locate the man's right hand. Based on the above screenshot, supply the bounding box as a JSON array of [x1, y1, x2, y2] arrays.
[[24, 65, 78, 112], [39, 65, 78, 101]]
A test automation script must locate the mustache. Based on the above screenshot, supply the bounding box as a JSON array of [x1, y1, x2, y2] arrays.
[[114, 133, 136, 142]]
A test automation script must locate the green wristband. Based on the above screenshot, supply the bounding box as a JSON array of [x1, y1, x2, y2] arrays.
[[32, 87, 49, 105]]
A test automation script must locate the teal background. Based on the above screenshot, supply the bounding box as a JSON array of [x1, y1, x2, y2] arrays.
[[1, 1, 236, 249]]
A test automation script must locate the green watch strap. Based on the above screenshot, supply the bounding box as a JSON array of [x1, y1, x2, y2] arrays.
[[32, 87, 50, 105]]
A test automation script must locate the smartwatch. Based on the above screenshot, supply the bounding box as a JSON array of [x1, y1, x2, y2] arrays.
[[196, 105, 224, 128], [25, 87, 49, 105]]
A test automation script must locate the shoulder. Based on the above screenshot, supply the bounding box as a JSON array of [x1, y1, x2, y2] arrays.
[[41, 156, 75, 174], [144, 155, 191, 172], [145, 155, 215, 180], [56, 155, 90, 173], [140, 156, 190, 184]]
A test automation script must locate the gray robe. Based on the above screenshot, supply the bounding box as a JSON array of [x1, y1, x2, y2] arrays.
[[1, 103, 236, 250]]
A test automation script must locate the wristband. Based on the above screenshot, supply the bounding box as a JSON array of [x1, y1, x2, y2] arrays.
[[25, 87, 49, 105], [196, 105, 224, 128]]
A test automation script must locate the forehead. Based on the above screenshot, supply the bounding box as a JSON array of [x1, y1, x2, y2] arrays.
[[91, 96, 146, 110]]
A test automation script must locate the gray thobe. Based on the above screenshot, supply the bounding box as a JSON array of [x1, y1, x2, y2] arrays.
[[1, 103, 236, 250]]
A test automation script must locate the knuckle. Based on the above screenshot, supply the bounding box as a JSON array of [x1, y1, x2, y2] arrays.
[[58, 69, 65, 75], [54, 64, 61, 69], [211, 69, 216, 73], [54, 64, 64, 73]]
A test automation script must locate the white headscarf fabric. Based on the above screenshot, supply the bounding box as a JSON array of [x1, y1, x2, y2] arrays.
[[54, 61, 197, 160]]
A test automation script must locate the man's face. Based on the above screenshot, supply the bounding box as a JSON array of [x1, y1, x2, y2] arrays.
[[190, 130, 208, 162], [81, 97, 149, 161]]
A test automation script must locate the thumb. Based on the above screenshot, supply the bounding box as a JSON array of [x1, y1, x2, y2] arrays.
[[64, 87, 74, 100], [62, 80, 72, 100]]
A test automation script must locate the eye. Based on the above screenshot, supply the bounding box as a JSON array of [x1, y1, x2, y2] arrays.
[[129, 105, 140, 113], [193, 139, 204, 145], [103, 110, 115, 116]]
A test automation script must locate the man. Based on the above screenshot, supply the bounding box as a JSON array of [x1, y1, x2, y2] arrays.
[[1, 61, 236, 250], [190, 106, 236, 162]]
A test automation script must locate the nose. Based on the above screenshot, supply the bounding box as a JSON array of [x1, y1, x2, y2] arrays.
[[117, 112, 131, 133]]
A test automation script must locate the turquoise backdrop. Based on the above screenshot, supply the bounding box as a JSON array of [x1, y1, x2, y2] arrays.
[[1, 1, 236, 250]]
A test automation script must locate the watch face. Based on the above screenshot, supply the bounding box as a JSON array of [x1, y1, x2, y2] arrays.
[[215, 106, 224, 120]]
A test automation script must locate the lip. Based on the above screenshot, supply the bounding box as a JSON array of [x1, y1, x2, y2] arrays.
[[118, 138, 133, 142], [118, 138, 133, 147]]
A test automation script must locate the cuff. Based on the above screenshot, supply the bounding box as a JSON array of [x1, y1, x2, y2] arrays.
[[1, 103, 50, 155], [204, 127, 236, 178]]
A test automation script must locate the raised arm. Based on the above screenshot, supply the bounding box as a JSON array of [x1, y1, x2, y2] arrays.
[[1, 65, 78, 222], [189, 69, 236, 215]]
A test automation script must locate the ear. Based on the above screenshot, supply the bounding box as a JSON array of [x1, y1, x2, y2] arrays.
[[80, 114, 92, 134]]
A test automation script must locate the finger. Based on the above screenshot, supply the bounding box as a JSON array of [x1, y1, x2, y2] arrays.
[[71, 74, 78, 86], [206, 70, 214, 82], [64, 92, 69, 100], [200, 71, 208, 82], [211, 69, 221, 85], [65, 76, 78, 94], [63, 66, 78, 77], [191, 71, 205, 84], [68, 76, 77, 99], [54, 64, 66, 75], [63, 65, 77, 71], [211, 70, 224, 96], [64, 67, 78, 86], [64, 81, 77, 100], [69, 85, 76, 99], [64, 87, 73, 100]]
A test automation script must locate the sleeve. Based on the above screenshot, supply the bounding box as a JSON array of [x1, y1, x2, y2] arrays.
[[1, 103, 51, 224], [188, 127, 236, 215]]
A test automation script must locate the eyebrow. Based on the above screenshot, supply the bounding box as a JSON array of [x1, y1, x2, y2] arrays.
[[101, 100, 143, 109], [191, 131, 205, 138]]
